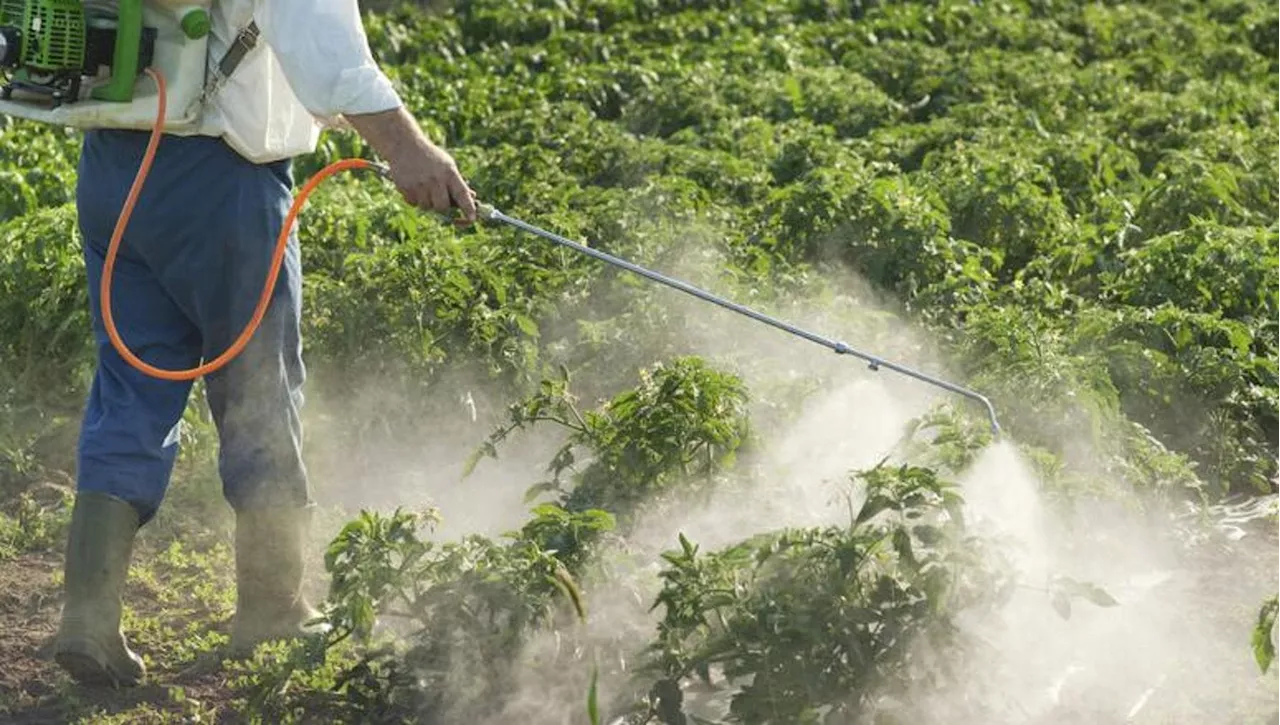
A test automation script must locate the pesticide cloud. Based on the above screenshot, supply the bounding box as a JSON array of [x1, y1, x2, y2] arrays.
[[302, 361, 572, 540], [899, 441, 1279, 725], [415, 219, 977, 721], [292, 204, 955, 718], [295, 205, 1277, 725], [545, 244, 1271, 723]]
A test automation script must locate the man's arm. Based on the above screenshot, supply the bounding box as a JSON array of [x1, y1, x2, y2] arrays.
[[342, 106, 477, 223], [252, 0, 476, 222]]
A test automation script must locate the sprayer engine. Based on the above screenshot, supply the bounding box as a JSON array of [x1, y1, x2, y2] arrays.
[[0, 0, 167, 108], [0, 0, 87, 106]]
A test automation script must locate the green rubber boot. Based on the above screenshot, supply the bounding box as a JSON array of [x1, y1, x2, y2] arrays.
[[228, 505, 328, 657], [52, 491, 146, 688]]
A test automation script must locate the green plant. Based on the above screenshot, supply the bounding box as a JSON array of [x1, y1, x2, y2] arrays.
[[0, 487, 72, 559], [635, 461, 1014, 724], [468, 357, 752, 527]]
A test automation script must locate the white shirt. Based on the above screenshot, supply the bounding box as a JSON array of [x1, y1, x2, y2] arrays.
[[195, 0, 404, 163]]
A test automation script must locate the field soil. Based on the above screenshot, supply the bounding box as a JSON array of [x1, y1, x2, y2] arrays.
[[0, 550, 239, 724]]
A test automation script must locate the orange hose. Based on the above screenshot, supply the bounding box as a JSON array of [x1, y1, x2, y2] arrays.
[[101, 67, 377, 381]]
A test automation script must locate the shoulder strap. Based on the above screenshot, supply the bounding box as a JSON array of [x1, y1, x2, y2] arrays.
[[187, 18, 261, 114]]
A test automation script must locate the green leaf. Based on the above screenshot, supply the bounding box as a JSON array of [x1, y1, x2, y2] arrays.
[[523, 481, 560, 504], [1054, 576, 1120, 608], [1253, 596, 1278, 674], [461, 440, 498, 479], [1051, 589, 1072, 620], [679, 532, 697, 558], [1079, 583, 1119, 607], [514, 313, 539, 337], [587, 666, 601, 725], [856, 495, 891, 525], [552, 564, 588, 622]]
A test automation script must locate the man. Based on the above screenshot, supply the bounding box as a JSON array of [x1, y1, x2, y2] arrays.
[[52, 0, 473, 687]]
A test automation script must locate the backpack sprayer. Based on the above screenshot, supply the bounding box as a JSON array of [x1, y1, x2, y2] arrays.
[[0, 0, 1002, 436], [0, 0, 215, 127]]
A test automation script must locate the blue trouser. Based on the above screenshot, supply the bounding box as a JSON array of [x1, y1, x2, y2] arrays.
[[75, 129, 310, 524]]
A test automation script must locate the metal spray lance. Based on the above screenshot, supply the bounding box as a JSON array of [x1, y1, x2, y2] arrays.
[[472, 202, 1003, 436]]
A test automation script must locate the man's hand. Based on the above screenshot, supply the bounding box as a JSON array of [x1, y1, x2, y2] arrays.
[[344, 106, 478, 224]]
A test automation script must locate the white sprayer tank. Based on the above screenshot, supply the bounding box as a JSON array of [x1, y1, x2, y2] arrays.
[[0, 0, 218, 131]]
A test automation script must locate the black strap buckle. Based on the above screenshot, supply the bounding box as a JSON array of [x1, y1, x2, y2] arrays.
[[216, 20, 260, 79]]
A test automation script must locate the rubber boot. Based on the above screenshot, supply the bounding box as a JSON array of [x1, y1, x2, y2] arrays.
[[52, 491, 146, 688], [228, 505, 327, 657]]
